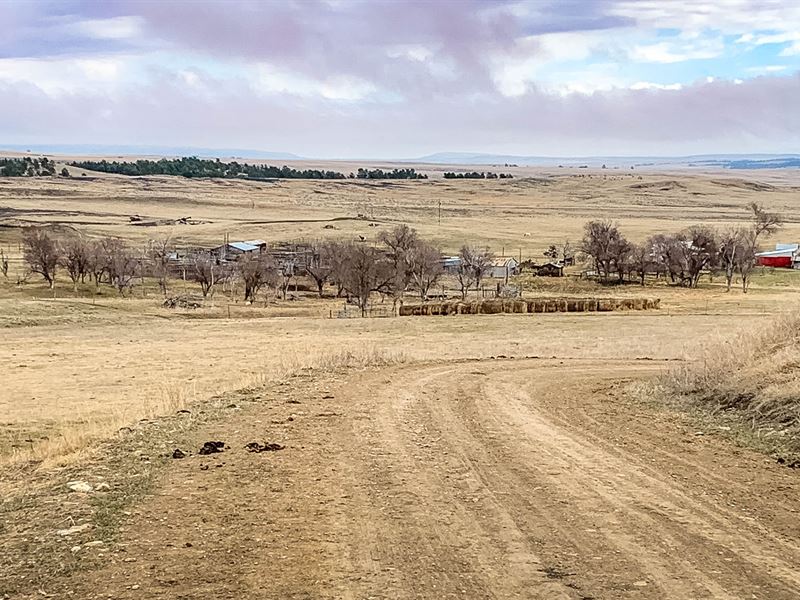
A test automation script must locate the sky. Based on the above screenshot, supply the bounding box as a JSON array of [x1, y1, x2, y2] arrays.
[[1, 0, 799, 158]]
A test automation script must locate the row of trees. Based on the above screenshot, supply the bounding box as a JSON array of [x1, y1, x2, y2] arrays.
[[71, 158, 348, 180], [443, 171, 514, 179], [353, 168, 427, 179], [0, 157, 57, 177], [580, 202, 782, 292]]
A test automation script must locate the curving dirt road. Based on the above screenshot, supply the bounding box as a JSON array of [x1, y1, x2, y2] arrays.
[[58, 359, 800, 599]]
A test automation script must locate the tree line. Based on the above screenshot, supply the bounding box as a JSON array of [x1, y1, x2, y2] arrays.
[[579, 202, 782, 292], [70, 157, 348, 180], [0, 157, 58, 177], [68, 158, 428, 181], [443, 172, 514, 179]]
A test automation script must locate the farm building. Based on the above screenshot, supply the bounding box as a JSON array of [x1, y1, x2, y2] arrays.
[[441, 256, 462, 274], [531, 262, 564, 277], [488, 257, 520, 280], [756, 243, 799, 268], [211, 240, 267, 260]]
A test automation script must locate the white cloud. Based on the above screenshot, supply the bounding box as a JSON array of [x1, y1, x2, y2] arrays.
[[630, 37, 723, 63], [69, 16, 143, 40], [630, 81, 683, 90], [253, 64, 377, 101]]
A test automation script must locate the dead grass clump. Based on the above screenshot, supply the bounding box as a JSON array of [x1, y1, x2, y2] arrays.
[[659, 311, 800, 455]]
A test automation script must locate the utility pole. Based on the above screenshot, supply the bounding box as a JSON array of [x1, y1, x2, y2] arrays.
[[438, 199, 441, 225]]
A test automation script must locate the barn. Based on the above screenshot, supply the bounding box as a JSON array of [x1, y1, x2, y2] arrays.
[[756, 243, 798, 268], [211, 239, 267, 261], [488, 257, 520, 280]]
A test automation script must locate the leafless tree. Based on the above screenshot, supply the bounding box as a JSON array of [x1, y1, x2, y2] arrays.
[[456, 245, 493, 300], [378, 224, 419, 311], [87, 239, 110, 287], [59, 236, 92, 291], [683, 226, 719, 288], [337, 242, 393, 316], [305, 241, 333, 297], [626, 242, 654, 286], [147, 236, 173, 296], [191, 252, 227, 298], [326, 241, 350, 297], [580, 220, 630, 282], [238, 253, 278, 302], [104, 238, 139, 295], [22, 227, 60, 288], [738, 202, 783, 293], [718, 227, 745, 291], [408, 240, 443, 300]]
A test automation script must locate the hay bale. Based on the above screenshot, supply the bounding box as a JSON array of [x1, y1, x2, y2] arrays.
[[597, 299, 615, 312], [512, 300, 528, 313], [399, 305, 413, 316], [556, 299, 568, 312], [632, 298, 645, 310], [429, 303, 441, 316], [533, 300, 547, 313], [482, 300, 504, 314], [545, 300, 558, 313], [470, 301, 482, 314], [501, 299, 515, 313], [648, 298, 661, 310]]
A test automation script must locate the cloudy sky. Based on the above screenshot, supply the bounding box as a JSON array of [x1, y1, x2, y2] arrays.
[[1, 0, 799, 158]]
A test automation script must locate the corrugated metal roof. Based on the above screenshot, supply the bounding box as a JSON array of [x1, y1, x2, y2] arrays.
[[228, 242, 259, 252], [775, 243, 799, 251], [756, 248, 796, 257], [242, 239, 267, 247]]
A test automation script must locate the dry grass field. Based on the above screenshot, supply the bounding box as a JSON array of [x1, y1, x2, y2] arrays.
[[2, 165, 800, 598]]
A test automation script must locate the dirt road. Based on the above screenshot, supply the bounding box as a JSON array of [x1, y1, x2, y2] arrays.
[[53, 359, 800, 599]]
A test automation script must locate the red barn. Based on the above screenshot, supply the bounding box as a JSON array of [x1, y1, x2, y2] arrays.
[[756, 244, 798, 268]]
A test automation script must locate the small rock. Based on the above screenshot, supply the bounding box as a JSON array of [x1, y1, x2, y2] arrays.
[[245, 442, 284, 453], [131, 584, 140, 590], [84, 541, 104, 547], [172, 448, 187, 459], [70, 545, 82, 553], [95, 482, 111, 491], [66, 481, 93, 493], [633, 581, 648, 587], [57, 523, 92, 536]]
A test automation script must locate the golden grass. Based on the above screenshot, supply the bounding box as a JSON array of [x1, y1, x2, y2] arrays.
[[656, 310, 800, 454]]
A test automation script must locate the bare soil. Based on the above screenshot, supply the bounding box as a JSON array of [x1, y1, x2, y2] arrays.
[[24, 358, 800, 599]]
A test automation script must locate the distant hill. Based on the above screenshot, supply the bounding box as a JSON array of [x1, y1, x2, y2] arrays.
[[0, 144, 301, 161], [414, 152, 800, 169]]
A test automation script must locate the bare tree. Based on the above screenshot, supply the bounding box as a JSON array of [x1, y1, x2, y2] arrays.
[[683, 226, 719, 288], [408, 240, 443, 300], [238, 253, 278, 302], [378, 224, 419, 311], [456, 245, 493, 300], [305, 241, 333, 297], [738, 202, 783, 293], [59, 236, 92, 291], [104, 238, 139, 295], [191, 252, 227, 298], [626, 242, 654, 286], [87, 239, 110, 287], [580, 220, 630, 282], [22, 227, 60, 288], [718, 227, 745, 292], [337, 242, 393, 316], [147, 236, 173, 296], [0, 249, 9, 278], [326, 241, 350, 298]]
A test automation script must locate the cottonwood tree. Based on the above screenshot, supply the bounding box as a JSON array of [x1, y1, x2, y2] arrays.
[[305, 241, 333, 297], [238, 253, 278, 302], [456, 245, 493, 300], [337, 242, 393, 316], [378, 224, 419, 310], [105, 238, 139, 295], [22, 227, 60, 288], [718, 227, 745, 292], [683, 226, 719, 288], [738, 202, 783, 293], [580, 221, 630, 282], [88, 239, 111, 287], [147, 236, 173, 296], [408, 240, 443, 300], [59, 236, 92, 291], [626, 242, 654, 286], [191, 252, 227, 298]]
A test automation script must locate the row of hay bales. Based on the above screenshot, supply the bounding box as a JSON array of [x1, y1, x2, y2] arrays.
[[399, 297, 660, 316]]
